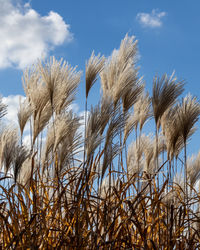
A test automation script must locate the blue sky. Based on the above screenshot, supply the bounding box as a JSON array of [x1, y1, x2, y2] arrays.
[[1, 0, 200, 154]]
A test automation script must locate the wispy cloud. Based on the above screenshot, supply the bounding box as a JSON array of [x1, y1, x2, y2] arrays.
[[0, 0, 73, 69], [136, 9, 166, 28]]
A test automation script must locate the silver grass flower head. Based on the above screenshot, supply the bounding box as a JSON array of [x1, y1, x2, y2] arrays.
[[37, 57, 82, 114], [38, 56, 62, 104], [161, 105, 183, 159], [85, 105, 103, 159], [17, 97, 32, 136], [13, 146, 29, 183], [22, 65, 49, 119], [122, 79, 144, 113], [187, 151, 200, 187], [100, 34, 140, 105], [56, 134, 82, 174], [124, 112, 138, 144], [0, 126, 19, 172], [53, 112, 80, 151], [142, 134, 154, 171], [32, 101, 52, 146], [117, 34, 138, 71], [0, 96, 7, 119], [113, 62, 140, 106], [18, 156, 34, 186], [134, 91, 152, 131], [85, 51, 105, 98], [152, 72, 184, 129], [100, 95, 114, 135], [153, 133, 166, 159], [162, 95, 199, 159], [43, 111, 81, 172], [53, 63, 81, 114], [176, 94, 200, 143], [127, 134, 150, 175]]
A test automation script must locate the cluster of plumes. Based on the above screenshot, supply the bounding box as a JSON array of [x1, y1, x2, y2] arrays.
[[43, 111, 81, 175], [161, 94, 200, 160], [84, 35, 200, 209], [85, 35, 144, 180], [0, 57, 82, 185], [0, 34, 199, 192], [187, 152, 200, 188], [127, 133, 166, 177], [100, 35, 143, 109], [124, 91, 151, 143], [0, 34, 199, 196], [22, 57, 81, 145], [1, 35, 200, 248]]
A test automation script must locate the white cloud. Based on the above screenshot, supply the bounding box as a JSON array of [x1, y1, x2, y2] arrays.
[[0, 0, 73, 69], [136, 9, 166, 28]]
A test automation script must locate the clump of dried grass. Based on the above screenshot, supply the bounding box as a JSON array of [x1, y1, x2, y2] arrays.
[[0, 35, 200, 249]]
